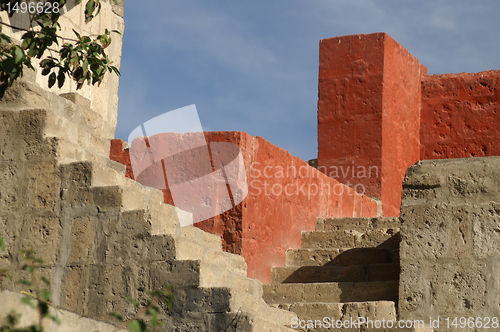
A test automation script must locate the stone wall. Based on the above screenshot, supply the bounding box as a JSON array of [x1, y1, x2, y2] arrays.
[[399, 157, 500, 329], [0, 82, 297, 331], [110, 131, 379, 283], [0, 0, 124, 138]]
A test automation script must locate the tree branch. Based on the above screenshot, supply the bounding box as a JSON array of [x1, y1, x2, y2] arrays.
[[0, 20, 29, 32]]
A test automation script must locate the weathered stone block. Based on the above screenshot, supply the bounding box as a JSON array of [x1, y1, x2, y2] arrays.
[[151, 260, 200, 288], [400, 157, 500, 328], [18, 215, 62, 265], [207, 312, 252, 332], [173, 287, 231, 314]]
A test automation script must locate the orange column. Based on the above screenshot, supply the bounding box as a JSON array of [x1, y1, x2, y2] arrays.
[[318, 33, 425, 216]]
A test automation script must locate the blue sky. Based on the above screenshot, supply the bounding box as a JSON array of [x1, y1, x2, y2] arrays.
[[115, 0, 500, 161]]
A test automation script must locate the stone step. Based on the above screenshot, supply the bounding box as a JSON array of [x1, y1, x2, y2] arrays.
[[263, 280, 398, 304], [63, 181, 160, 215], [232, 290, 297, 330], [46, 112, 109, 159], [54, 136, 112, 165], [286, 247, 399, 267], [175, 225, 224, 257], [290, 326, 431, 332], [119, 186, 160, 212], [122, 204, 180, 237], [174, 225, 298, 329], [251, 317, 296, 332], [59, 159, 165, 213], [316, 217, 401, 231], [301, 229, 400, 249], [90, 161, 168, 214], [271, 263, 399, 284], [59, 92, 105, 138], [274, 301, 397, 325]]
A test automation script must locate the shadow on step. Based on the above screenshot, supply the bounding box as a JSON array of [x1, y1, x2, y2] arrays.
[[282, 232, 401, 284], [325, 232, 400, 267]]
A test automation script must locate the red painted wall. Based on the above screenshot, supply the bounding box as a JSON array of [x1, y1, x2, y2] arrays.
[[421, 70, 500, 159], [110, 132, 378, 283], [318, 33, 425, 216], [318, 33, 384, 200], [381, 35, 425, 216]]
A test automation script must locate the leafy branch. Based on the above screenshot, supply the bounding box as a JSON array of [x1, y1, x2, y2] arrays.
[[0, 0, 121, 98]]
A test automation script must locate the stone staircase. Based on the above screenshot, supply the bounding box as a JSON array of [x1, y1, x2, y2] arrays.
[[0, 81, 296, 331], [263, 217, 432, 331]]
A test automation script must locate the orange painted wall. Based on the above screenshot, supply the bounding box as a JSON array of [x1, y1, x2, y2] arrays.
[[380, 35, 425, 216], [318, 33, 425, 216], [110, 131, 378, 283], [420, 70, 500, 159], [318, 33, 385, 200]]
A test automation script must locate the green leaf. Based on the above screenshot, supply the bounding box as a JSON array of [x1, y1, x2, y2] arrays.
[[57, 68, 65, 88], [17, 279, 32, 286], [22, 264, 34, 273], [148, 307, 160, 327], [5, 310, 20, 327], [95, 1, 102, 17], [72, 29, 81, 40], [51, 315, 62, 324], [128, 320, 147, 332], [28, 42, 38, 57], [21, 31, 34, 50], [85, 0, 96, 22], [83, 58, 89, 70], [13, 46, 25, 64], [41, 275, 51, 285], [0, 234, 5, 251], [40, 58, 55, 68], [38, 301, 50, 317], [48, 72, 56, 88], [39, 288, 51, 301], [86, 0, 95, 13], [21, 295, 36, 308], [108, 312, 124, 321], [0, 33, 13, 43]]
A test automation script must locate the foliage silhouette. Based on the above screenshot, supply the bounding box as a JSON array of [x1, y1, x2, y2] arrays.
[[0, 0, 121, 98]]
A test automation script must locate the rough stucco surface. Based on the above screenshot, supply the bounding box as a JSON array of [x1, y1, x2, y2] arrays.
[[317, 32, 426, 217], [399, 156, 500, 329], [421, 70, 500, 160], [317, 33, 500, 218]]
